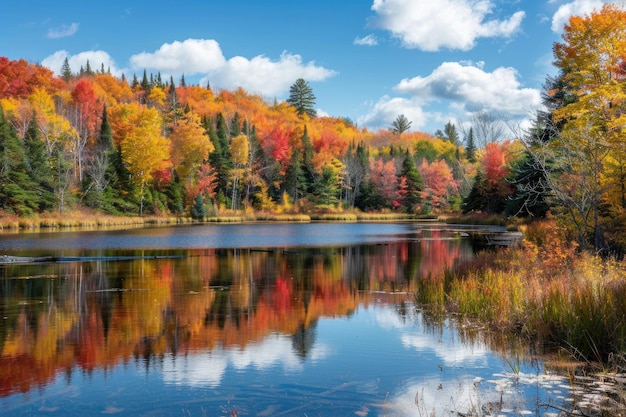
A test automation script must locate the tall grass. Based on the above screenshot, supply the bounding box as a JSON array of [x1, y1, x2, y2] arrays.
[[419, 219, 626, 364]]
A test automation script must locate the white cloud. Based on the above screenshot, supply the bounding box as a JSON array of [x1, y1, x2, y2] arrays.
[[201, 51, 337, 98], [47, 23, 79, 39], [357, 95, 429, 131], [42, 39, 337, 100], [394, 61, 541, 115], [357, 62, 541, 133], [124, 38, 336, 97], [354, 34, 379, 46], [41, 50, 124, 77], [370, 0, 525, 51], [129, 39, 226, 75], [551, 0, 606, 32]]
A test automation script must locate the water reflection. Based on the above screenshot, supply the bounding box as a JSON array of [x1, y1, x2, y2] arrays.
[[0, 227, 570, 416]]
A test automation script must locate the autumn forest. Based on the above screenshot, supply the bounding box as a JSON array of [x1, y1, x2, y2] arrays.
[[1, 4, 625, 254]]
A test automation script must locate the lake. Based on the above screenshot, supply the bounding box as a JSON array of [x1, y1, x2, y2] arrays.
[[0, 222, 575, 416]]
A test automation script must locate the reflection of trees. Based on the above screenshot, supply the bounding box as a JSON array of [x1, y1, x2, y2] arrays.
[[0, 235, 473, 395], [292, 322, 317, 359]]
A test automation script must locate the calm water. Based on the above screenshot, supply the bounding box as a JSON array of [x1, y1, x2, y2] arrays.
[[0, 223, 572, 416]]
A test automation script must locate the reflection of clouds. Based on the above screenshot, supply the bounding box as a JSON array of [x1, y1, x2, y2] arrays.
[[163, 352, 227, 387], [374, 306, 407, 330], [390, 376, 498, 416], [162, 334, 330, 387], [401, 333, 488, 367], [374, 307, 488, 367], [391, 371, 569, 416], [230, 334, 303, 371]]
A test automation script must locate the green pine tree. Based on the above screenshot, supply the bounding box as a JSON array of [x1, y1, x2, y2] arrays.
[[465, 127, 477, 163], [0, 108, 39, 215], [61, 57, 72, 82], [399, 151, 423, 212], [287, 79, 317, 118], [24, 114, 55, 211]]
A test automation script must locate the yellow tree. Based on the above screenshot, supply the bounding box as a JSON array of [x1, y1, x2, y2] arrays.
[[169, 113, 214, 185], [549, 3, 626, 250], [116, 104, 170, 214], [28, 88, 75, 158]]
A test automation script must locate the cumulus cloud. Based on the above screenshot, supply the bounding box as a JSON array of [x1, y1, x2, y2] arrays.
[[370, 0, 525, 51], [357, 95, 429, 131], [395, 61, 541, 115], [358, 61, 541, 132], [124, 38, 336, 97], [42, 50, 124, 77], [129, 38, 226, 75], [551, 0, 606, 32], [354, 34, 379, 46], [47, 23, 79, 39], [41, 38, 337, 100], [201, 51, 337, 98]]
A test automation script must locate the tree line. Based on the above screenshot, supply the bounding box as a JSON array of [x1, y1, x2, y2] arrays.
[[0, 4, 624, 254]]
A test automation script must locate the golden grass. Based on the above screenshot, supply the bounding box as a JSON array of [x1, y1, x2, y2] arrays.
[[309, 213, 358, 221], [420, 219, 626, 363], [255, 214, 311, 222]]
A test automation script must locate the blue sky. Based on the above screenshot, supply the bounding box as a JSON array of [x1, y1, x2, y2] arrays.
[[1, 0, 620, 135]]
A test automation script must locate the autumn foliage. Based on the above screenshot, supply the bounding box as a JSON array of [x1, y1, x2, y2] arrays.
[[0, 57, 473, 218]]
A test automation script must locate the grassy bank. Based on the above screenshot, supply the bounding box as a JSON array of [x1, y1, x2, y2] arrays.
[[0, 212, 196, 231], [418, 219, 626, 365], [0, 210, 442, 231]]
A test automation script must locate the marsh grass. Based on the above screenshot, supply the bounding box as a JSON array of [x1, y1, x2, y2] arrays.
[[355, 212, 431, 221], [443, 213, 507, 226], [309, 213, 358, 221], [255, 213, 311, 222], [418, 219, 626, 366], [415, 220, 626, 415]]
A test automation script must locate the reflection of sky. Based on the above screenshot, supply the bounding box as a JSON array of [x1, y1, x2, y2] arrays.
[[374, 307, 489, 367], [371, 306, 569, 416], [162, 334, 330, 387]]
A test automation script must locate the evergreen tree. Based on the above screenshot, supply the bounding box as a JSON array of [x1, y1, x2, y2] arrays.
[[315, 165, 340, 206], [390, 114, 412, 135], [166, 172, 185, 215], [506, 149, 550, 218], [24, 114, 55, 211], [465, 127, 476, 163], [284, 147, 306, 205], [61, 57, 72, 82], [435, 121, 460, 146], [287, 78, 317, 118], [84, 105, 117, 211], [463, 171, 509, 214], [208, 113, 233, 206], [229, 112, 241, 137], [399, 151, 423, 212], [190, 194, 206, 220], [0, 108, 39, 215], [141, 69, 150, 92]]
